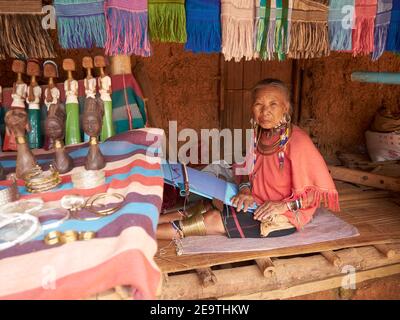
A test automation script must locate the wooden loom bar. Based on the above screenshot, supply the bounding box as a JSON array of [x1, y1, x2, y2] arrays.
[[373, 244, 396, 258], [255, 258, 276, 277], [320, 251, 342, 268], [328, 166, 400, 192]]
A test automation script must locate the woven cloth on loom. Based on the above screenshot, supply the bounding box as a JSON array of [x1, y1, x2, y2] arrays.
[[104, 0, 151, 57], [221, 0, 255, 62], [54, 0, 106, 49], [386, 0, 400, 52], [185, 0, 221, 53], [0, 129, 164, 299], [373, 0, 393, 60], [288, 0, 330, 59], [352, 0, 378, 56], [148, 0, 187, 43], [328, 0, 354, 51], [175, 208, 359, 255], [0, 0, 55, 59]]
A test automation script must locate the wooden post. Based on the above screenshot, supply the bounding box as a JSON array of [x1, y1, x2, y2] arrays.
[[255, 258, 275, 277], [374, 244, 396, 258], [195, 268, 217, 288], [321, 251, 342, 268]]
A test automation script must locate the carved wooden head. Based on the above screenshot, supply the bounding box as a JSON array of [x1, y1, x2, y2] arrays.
[[94, 56, 107, 68], [5, 108, 30, 136], [63, 58, 76, 72], [43, 60, 58, 78], [27, 59, 41, 77], [12, 60, 26, 74], [82, 56, 93, 69], [45, 104, 66, 140], [82, 97, 104, 137]]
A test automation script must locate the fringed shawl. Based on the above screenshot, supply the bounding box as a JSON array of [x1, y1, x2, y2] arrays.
[[286, 0, 293, 53], [288, 0, 330, 59], [0, 1, 55, 59], [185, 0, 221, 53], [235, 125, 339, 230], [104, 0, 151, 57], [54, 0, 106, 49], [386, 0, 400, 52], [352, 0, 378, 56], [148, 0, 187, 43], [266, 0, 277, 60], [275, 0, 289, 61], [372, 0, 393, 60], [221, 0, 255, 62], [329, 0, 354, 51]]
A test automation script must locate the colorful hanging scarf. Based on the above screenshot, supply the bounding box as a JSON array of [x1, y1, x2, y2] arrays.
[[288, 0, 330, 59], [254, 0, 271, 60], [352, 0, 378, 56], [266, 0, 277, 60], [328, 0, 354, 51], [386, 0, 400, 52], [285, 0, 293, 53], [54, 0, 106, 49], [372, 0, 393, 60], [104, 0, 151, 56], [148, 0, 187, 43], [185, 0, 221, 53], [221, 0, 255, 62], [0, 1, 55, 59], [275, 0, 289, 61]]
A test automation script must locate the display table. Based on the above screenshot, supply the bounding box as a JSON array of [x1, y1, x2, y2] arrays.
[[0, 128, 164, 299]]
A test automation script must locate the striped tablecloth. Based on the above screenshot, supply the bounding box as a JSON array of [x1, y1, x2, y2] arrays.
[[0, 128, 164, 299]]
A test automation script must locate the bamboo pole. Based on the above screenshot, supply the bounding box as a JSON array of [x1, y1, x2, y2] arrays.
[[374, 244, 396, 258], [255, 258, 276, 277], [320, 251, 342, 268], [351, 72, 400, 85]]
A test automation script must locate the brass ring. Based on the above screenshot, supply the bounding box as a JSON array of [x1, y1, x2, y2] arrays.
[[79, 231, 97, 241], [60, 230, 79, 244], [44, 231, 62, 245], [85, 193, 125, 216]]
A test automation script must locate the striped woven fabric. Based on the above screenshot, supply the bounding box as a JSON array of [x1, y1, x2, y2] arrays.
[[0, 129, 164, 299]]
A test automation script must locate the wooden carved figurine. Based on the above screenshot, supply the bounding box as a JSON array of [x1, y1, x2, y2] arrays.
[[3, 60, 28, 152], [26, 59, 42, 149], [43, 60, 61, 150], [4, 108, 37, 178], [83, 57, 96, 142], [94, 56, 115, 141], [83, 97, 105, 170], [45, 104, 73, 174], [63, 59, 81, 145]]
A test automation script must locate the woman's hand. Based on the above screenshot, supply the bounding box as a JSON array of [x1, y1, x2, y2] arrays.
[[253, 201, 287, 221], [231, 187, 255, 212]]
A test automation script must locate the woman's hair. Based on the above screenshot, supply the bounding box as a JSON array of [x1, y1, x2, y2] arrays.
[[252, 78, 293, 115]]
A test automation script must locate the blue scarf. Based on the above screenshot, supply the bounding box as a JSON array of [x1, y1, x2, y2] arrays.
[[328, 0, 354, 51], [373, 0, 393, 60], [185, 0, 221, 53], [387, 0, 400, 52]]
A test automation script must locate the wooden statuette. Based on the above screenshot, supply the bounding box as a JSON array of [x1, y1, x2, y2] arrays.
[[26, 59, 42, 149]]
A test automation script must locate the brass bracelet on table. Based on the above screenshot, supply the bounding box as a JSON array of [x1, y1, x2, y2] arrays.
[[44, 230, 96, 245], [85, 193, 125, 216], [0, 174, 20, 206]]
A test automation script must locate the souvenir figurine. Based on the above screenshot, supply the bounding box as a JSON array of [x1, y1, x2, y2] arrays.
[[63, 59, 81, 145], [3, 60, 28, 151], [4, 108, 37, 178], [26, 59, 42, 149], [82, 57, 96, 142], [82, 97, 105, 170], [45, 104, 73, 174], [94, 56, 115, 141]]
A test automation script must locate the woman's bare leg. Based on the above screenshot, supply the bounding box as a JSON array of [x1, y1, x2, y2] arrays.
[[156, 209, 226, 240]]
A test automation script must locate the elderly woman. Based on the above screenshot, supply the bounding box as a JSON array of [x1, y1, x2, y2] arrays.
[[157, 79, 339, 239]]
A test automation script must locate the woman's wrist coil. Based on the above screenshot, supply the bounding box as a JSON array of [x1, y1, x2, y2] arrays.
[[239, 182, 251, 191], [286, 198, 302, 212]]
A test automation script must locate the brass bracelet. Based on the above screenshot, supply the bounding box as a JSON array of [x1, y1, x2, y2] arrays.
[[54, 140, 63, 149], [44, 231, 62, 246], [89, 137, 98, 145], [16, 136, 27, 145], [0, 174, 20, 206], [60, 230, 79, 244], [85, 193, 125, 216], [79, 231, 96, 241]]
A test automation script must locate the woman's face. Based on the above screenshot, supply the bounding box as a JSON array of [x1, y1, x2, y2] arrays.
[[83, 113, 101, 137], [46, 119, 63, 139], [252, 86, 289, 130]]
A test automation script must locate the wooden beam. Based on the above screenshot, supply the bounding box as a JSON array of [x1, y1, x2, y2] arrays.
[[328, 166, 400, 192], [255, 258, 276, 277], [374, 244, 396, 259], [320, 251, 342, 268], [221, 264, 400, 300], [195, 268, 217, 288]]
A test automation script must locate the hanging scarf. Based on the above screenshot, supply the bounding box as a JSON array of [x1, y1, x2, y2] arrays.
[[372, 0, 393, 60], [275, 0, 289, 61], [54, 0, 106, 49], [328, 0, 354, 51], [221, 0, 255, 62], [148, 0, 187, 43], [352, 0, 378, 56], [288, 0, 330, 59], [0, 1, 55, 59], [185, 0, 221, 53], [266, 0, 277, 60], [104, 0, 151, 56], [386, 0, 400, 52], [285, 0, 293, 53], [255, 0, 272, 60]]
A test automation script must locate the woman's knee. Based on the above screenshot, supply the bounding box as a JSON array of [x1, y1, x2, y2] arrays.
[[204, 210, 225, 234]]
